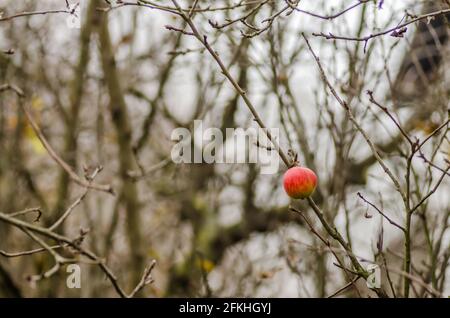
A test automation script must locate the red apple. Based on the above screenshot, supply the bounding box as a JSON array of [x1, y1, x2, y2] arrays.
[[283, 166, 317, 199]]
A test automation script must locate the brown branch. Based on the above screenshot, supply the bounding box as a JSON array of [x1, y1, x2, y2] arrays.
[[0, 245, 62, 258], [0, 211, 155, 298], [18, 102, 114, 194], [49, 166, 103, 231], [0, 83, 25, 97], [302, 33, 406, 204], [127, 260, 157, 298], [418, 151, 450, 177], [313, 8, 450, 47], [208, 0, 269, 30], [367, 90, 413, 146], [327, 276, 361, 298], [0, 9, 72, 22], [169, 0, 291, 167], [290, 206, 362, 297], [8, 207, 42, 222], [409, 165, 450, 214]]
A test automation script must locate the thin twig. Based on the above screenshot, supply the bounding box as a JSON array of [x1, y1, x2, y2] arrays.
[[169, 0, 291, 166], [0, 245, 62, 258], [327, 276, 361, 298], [0, 9, 72, 22], [313, 8, 450, 46], [19, 102, 114, 194], [367, 90, 413, 146], [49, 167, 102, 231], [8, 207, 42, 222], [127, 260, 157, 298], [302, 33, 406, 204], [0, 212, 152, 298], [287, 0, 370, 21]]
